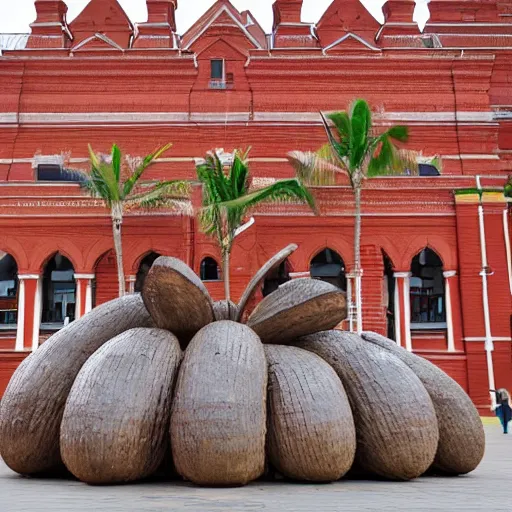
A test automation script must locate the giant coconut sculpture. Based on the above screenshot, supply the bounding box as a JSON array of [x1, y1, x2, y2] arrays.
[[0, 245, 485, 486]]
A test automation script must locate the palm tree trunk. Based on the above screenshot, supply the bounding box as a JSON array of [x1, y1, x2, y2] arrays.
[[111, 202, 125, 297], [223, 251, 231, 303], [354, 180, 363, 334]]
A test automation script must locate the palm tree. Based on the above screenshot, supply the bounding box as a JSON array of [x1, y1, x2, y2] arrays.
[[288, 99, 418, 334], [83, 143, 191, 297], [196, 148, 316, 303]]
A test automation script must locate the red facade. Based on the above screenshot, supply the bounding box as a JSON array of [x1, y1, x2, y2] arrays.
[[0, 0, 511, 413]]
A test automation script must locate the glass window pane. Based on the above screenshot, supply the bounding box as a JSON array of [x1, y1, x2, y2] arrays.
[[211, 60, 224, 79]]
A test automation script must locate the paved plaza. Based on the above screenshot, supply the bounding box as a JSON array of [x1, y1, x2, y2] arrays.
[[0, 424, 510, 512]]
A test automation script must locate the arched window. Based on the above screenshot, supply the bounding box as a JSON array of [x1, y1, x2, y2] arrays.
[[42, 253, 76, 328], [200, 257, 221, 281], [310, 248, 346, 291], [262, 260, 291, 297], [135, 252, 161, 293], [0, 252, 18, 327], [410, 248, 446, 329]]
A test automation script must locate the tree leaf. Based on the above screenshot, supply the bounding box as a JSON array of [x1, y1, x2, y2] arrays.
[[123, 143, 172, 197]]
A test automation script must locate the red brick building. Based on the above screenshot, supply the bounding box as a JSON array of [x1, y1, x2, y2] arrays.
[[0, 0, 511, 413]]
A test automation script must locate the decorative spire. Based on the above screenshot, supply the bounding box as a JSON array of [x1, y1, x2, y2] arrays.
[[27, 0, 71, 49]]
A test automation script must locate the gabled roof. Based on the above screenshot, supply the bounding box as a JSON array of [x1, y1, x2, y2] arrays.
[[323, 32, 381, 52], [316, 0, 382, 48], [69, 0, 134, 49], [180, 0, 266, 50], [71, 33, 125, 53]]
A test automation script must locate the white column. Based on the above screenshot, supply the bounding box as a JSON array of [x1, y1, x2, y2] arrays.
[[14, 278, 26, 352], [395, 272, 412, 352], [443, 270, 457, 353], [404, 273, 412, 352], [74, 278, 82, 320], [74, 273, 95, 318], [346, 272, 355, 333], [393, 274, 401, 348], [32, 276, 42, 352], [85, 277, 94, 314], [127, 275, 137, 294]]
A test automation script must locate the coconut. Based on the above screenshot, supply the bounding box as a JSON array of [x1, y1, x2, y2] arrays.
[[213, 300, 238, 321], [265, 345, 356, 482], [60, 328, 182, 484], [296, 331, 439, 481], [0, 294, 153, 475], [362, 331, 485, 475], [247, 279, 346, 344], [142, 256, 214, 345], [236, 244, 298, 322], [171, 321, 267, 486]]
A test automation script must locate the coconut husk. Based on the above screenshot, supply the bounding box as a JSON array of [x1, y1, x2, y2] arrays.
[[361, 331, 485, 475], [142, 257, 214, 345], [296, 331, 439, 481], [213, 300, 238, 321], [60, 328, 182, 484], [247, 279, 346, 344], [0, 295, 153, 475], [265, 345, 356, 482], [236, 244, 298, 322], [170, 321, 267, 486]]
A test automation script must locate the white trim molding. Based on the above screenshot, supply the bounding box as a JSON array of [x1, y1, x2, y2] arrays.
[[74, 274, 96, 280]]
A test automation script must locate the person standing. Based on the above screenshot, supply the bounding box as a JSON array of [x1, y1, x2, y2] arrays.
[[491, 389, 512, 434]]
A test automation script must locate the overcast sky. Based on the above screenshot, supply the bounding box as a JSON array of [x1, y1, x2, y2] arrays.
[[0, 0, 431, 34]]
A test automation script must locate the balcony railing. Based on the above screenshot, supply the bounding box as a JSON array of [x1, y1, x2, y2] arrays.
[[209, 79, 233, 90]]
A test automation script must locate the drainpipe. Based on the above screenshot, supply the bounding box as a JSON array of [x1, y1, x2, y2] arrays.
[[476, 175, 496, 407]]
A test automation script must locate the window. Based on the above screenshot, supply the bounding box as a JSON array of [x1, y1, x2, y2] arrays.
[[0, 252, 18, 327], [210, 59, 224, 80], [135, 252, 161, 293], [310, 248, 346, 291], [37, 164, 85, 182], [262, 260, 290, 297], [419, 164, 440, 176], [200, 257, 221, 281], [410, 248, 446, 329], [42, 253, 76, 328]]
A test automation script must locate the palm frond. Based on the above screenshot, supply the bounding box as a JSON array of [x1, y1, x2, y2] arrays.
[[215, 179, 317, 214], [87, 145, 121, 204], [287, 149, 348, 186], [349, 99, 372, 171], [122, 143, 172, 197], [111, 144, 122, 183], [320, 111, 349, 166]]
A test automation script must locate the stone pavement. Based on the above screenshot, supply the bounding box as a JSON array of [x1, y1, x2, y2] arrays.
[[1, 424, 510, 512]]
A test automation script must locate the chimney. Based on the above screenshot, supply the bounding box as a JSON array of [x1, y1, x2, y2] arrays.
[[272, 0, 318, 48], [134, 0, 178, 48], [383, 1, 416, 23], [27, 0, 71, 48], [146, 0, 177, 30], [273, 0, 303, 30]]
